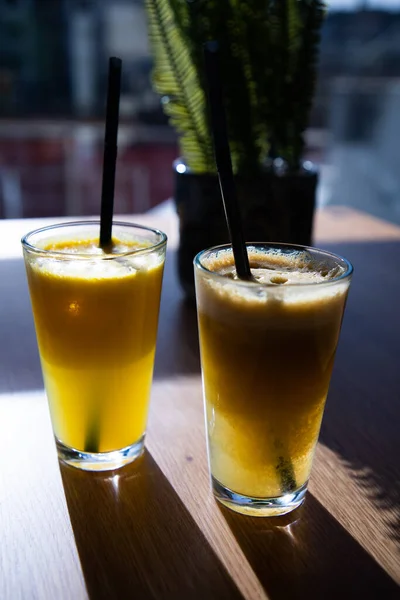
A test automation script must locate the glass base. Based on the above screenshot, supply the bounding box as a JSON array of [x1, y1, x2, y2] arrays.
[[212, 476, 307, 517], [56, 435, 145, 471]]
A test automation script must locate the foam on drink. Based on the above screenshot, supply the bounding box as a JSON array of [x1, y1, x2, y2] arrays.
[[27, 238, 164, 280]]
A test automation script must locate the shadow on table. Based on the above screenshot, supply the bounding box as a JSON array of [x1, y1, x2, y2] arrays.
[[220, 493, 399, 600], [60, 451, 242, 600], [320, 241, 400, 543], [153, 250, 200, 379]]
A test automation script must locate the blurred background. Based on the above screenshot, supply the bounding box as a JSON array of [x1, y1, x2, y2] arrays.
[[0, 0, 399, 221]]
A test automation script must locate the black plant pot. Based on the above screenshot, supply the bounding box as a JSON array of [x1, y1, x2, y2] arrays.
[[174, 160, 318, 299]]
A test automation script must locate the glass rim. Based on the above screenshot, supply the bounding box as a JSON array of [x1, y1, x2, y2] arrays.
[[21, 220, 168, 260], [194, 242, 353, 288]]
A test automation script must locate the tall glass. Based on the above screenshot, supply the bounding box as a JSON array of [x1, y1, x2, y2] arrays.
[[22, 221, 167, 471], [194, 243, 352, 516]]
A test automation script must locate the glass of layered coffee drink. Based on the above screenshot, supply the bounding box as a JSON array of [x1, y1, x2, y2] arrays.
[[194, 243, 352, 516]]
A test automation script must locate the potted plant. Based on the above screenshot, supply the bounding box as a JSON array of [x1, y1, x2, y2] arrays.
[[145, 0, 326, 297]]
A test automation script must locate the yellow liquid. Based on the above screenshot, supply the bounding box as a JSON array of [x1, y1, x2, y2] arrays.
[[25, 239, 164, 453], [196, 251, 349, 499]]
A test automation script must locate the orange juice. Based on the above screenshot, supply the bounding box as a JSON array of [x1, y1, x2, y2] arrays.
[[23, 222, 166, 469], [195, 244, 352, 515]]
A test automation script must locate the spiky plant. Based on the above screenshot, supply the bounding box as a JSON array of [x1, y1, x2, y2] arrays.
[[145, 0, 326, 174]]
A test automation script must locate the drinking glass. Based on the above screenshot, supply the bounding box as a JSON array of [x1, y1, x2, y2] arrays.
[[22, 221, 167, 471], [194, 242, 352, 516]]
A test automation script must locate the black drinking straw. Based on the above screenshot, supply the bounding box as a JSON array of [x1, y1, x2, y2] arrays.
[[203, 42, 297, 493], [84, 57, 122, 454], [99, 56, 122, 249], [203, 42, 252, 280]]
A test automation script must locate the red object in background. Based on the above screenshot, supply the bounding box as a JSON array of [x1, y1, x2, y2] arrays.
[[0, 136, 178, 218], [0, 138, 67, 218]]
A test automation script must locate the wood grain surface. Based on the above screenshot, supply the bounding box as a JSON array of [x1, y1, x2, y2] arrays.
[[0, 205, 399, 599]]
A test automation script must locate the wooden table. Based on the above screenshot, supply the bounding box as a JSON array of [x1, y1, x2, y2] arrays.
[[0, 205, 399, 599]]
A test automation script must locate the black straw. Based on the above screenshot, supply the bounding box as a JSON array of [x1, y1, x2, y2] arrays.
[[84, 57, 121, 454], [203, 41, 252, 280], [99, 56, 122, 248]]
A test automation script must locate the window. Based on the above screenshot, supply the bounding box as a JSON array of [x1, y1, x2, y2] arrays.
[[0, 0, 399, 223]]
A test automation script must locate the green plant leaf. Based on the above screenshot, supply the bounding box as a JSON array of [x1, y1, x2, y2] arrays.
[[233, 1, 273, 163], [285, 1, 326, 168], [145, 0, 326, 174], [171, 1, 259, 174], [145, 0, 214, 172]]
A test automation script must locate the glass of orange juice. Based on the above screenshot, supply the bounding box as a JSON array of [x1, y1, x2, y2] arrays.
[[22, 221, 167, 471], [194, 242, 352, 516]]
